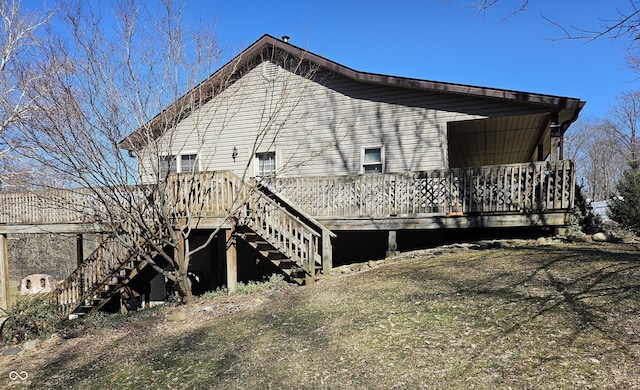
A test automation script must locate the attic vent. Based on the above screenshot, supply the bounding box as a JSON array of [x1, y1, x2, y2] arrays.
[[262, 62, 279, 81]]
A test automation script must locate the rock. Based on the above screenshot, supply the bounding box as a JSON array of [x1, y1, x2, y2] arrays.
[[2, 347, 22, 356], [592, 232, 611, 242], [202, 305, 215, 312], [572, 234, 592, 243], [225, 303, 235, 310], [384, 257, 393, 264], [536, 237, 547, 244], [23, 339, 39, 351], [166, 311, 188, 322], [367, 260, 376, 268]]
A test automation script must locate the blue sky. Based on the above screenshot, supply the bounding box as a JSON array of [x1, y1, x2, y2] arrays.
[[182, 0, 637, 119], [22, 0, 637, 119]]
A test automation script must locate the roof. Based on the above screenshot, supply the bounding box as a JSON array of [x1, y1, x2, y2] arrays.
[[119, 34, 586, 151]]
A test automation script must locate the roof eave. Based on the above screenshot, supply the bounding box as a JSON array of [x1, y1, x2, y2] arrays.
[[118, 34, 585, 151]]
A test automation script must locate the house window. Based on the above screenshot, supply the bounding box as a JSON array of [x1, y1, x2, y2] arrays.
[[362, 147, 383, 173], [159, 153, 199, 177], [180, 154, 199, 173], [255, 151, 276, 177], [159, 155, 177, 177]]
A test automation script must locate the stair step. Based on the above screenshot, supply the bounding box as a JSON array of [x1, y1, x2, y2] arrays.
[[239, 232, 261, 241], [259, 249, 288, 260]]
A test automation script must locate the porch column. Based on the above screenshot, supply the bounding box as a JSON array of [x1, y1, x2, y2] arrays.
[[387, 230, 399, 257], [550, 114, 562, 162], [225, 228, 237, 294], [322, 229, 333, 275], [550, 137, 561, 162], [76, 234, 84, 266], [0, 234, 9, 310]]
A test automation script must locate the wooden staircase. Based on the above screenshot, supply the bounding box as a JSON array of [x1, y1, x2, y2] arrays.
[[53, 171, 334, 317], [53, 234, 158, 318], [234, 226, 321, 283], [231, 179, 334, 285]]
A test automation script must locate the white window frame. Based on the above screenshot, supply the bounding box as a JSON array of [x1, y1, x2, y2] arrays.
[[159, 152, 200, 176], [179, 153, 200, 173], [158, 154, 176, 178], [255, 150, 277, 177], [361, 146, 384, 174]]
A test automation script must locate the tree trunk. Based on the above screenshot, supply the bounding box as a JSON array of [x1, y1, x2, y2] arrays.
[[174, 271, 193, 304], [173, 235, 193, 304]]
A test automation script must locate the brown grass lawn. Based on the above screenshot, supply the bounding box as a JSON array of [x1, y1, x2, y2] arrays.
[[1, 241, 640, 389]]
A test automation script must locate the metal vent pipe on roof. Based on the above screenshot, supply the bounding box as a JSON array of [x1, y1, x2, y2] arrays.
[[281, 35, 290, 43]]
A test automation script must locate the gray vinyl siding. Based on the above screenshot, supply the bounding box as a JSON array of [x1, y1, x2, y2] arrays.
[[139, 61, 553, 182]]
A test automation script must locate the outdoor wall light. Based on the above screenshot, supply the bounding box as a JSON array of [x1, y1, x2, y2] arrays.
[[232, 146, 238, 161]]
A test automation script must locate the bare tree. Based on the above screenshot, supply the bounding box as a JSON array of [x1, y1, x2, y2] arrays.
[[9, 0, 221, 302], [565, 117, 627, 201], [609, 90, 640, 164], [10, 0, 326, 306], [0, 0, 51, 188], [458, 1, 640, 56]]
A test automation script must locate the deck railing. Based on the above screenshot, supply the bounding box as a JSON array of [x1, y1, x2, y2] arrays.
[[166, 171, 239, 218], [0, 161, 575, 226], [54, 233, 134, 315], [0, 172, 239, 226], [0, 188, 102, 225], [48, 171, 322, 315], [266, 160, 575, 218]]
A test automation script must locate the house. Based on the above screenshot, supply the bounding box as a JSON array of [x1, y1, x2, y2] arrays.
[[0, 34, 585, 314]]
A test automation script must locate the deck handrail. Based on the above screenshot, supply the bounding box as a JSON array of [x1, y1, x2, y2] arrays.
[[225, 173, 322, 274], [0, 161, 575, 226], [267, 160, 576, 218]]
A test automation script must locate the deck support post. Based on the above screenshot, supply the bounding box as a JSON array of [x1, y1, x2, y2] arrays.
[[305, 241, 315, 286], [0, 234, 9, 310], [76, 234, 84, 266], [322, 229, 333, 275], [387, 230, 399, 257], [225, 228, 237, 294]]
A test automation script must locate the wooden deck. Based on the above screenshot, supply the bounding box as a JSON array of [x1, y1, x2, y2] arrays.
[[0, 160, 575, 232], [267, 160, 575, 230], [0, 161, 575, 311]]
